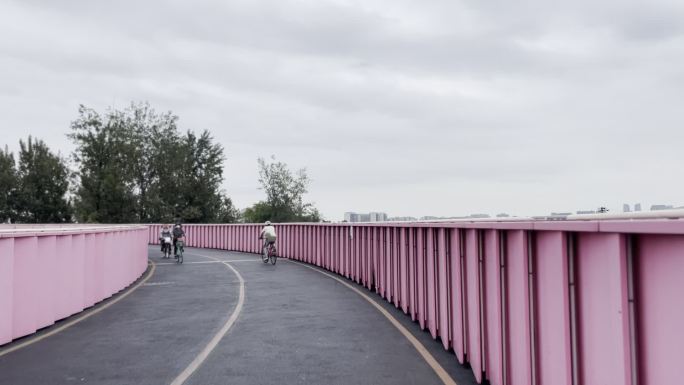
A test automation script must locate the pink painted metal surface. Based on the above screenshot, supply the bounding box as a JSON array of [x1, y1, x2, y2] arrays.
[[449, 229, 465, 364], [437, 228, 450, 350], [534, 231, 572, 385], [0, 225, 148, 346], [143, 220, 684, 385], [464, 229, 483, 383], [636, 234, 684, 385], [483, 230, 504, 385], [576, 233, 631, 385], [505, 230, 533, 385], [426, 228, 438, 339]]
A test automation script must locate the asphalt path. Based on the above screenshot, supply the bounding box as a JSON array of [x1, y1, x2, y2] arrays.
[[0, 247, 480, 385]]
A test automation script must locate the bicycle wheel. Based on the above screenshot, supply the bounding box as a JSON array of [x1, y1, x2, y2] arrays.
[[261, 246, 268, 263], [269, 246, 277, 265]]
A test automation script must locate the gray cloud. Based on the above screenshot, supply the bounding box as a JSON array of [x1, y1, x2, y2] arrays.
[[1, 0, 683, 219]]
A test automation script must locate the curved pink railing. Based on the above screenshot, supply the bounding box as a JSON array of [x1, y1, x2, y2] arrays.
[[0, 225, 149, 346], [150, 220, 684, 385]]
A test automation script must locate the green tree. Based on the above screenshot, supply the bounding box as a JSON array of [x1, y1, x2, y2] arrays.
[[69, 102, 238, 223], [242, 156, 321, 223], [0, 147, 17, 223], [69, 105, 138, 223], [14, 137, 72, 223]]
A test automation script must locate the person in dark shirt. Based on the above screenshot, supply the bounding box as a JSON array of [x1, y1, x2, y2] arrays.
[[173, 223, 185, 257]]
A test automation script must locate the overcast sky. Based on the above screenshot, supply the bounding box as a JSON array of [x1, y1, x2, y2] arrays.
[[1, 0, 683, 220]]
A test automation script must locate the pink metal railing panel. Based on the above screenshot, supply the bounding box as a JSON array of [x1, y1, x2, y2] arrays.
[[437, 228, 450, 350], [465, 229, 483, 382], [144, 220, 684, 385], [506, 230, 533, 385], [535, 231, 572, 385], [426, 228, 438, 338], [416, 228, 426, 329], [13, 237, 38, 339], [483, 230, 504, 385], [636, 234, 684, 384], [36, 236, 57, 329], [0, 225, 147, 346], [0, 238, 14, 344], [449, 229, 465, 363], [576, 233, 631, 385], [400, 228, 409, 313]]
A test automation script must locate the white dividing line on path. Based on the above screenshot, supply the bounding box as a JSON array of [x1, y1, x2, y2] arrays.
[[155, 260, 223, 266], [289, 260, 458, 385], [169, 256, 245, 385], [156, 258, 282, 266]]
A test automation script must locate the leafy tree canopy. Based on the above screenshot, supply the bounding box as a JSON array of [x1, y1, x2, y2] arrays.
[[242, 156, 321, 223], [69, 102, 238, 223], [14, 137, 72, 223], [0, 147, 18, 223]]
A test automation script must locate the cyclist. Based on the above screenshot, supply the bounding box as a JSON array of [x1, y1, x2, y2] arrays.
[[160, 225, 173, 256], [173, 223, 185, 257], [259, 221, 277, 254]]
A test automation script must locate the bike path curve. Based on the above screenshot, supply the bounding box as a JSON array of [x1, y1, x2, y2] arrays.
[[0, 247, 479, 385]]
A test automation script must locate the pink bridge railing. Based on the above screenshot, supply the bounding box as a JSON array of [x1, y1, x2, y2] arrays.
[[0, 225, 149, 346], [155, 220, 683, 385]]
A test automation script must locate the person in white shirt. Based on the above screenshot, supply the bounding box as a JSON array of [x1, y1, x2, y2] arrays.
[[259, 221, 277, 253]]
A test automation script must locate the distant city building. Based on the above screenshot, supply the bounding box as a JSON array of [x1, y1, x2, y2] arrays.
[[650, 204, 674, 211], [623, 204, 631, 212], [550, 212, 572, 216], [468, 213, 490, 219], [388, 216, 417, 221], [634, 203, 642, 211], [344, 211, 387, 222], [576, 210, 596, 215], [496, 213, 510, 218]]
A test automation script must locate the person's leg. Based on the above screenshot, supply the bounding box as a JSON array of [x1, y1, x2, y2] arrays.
[[173, 238, 178, 256]]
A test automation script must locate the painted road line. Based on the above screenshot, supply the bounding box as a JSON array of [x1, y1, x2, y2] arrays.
[[290, 260, 458, 385], [169, 259, 245, 385], [155, 260, 224, 266], [0, 261, 157, 358]]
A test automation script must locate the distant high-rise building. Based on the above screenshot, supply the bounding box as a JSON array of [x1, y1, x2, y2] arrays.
[[388, 216, 417, 222], [623, 204, 631, 212], [634, 203, 642, 211], [651, 204, 674, 211], [344, 211, 387, 222]]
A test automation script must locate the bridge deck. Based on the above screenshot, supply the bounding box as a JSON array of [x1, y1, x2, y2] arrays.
[[0, 247, 478, 385]]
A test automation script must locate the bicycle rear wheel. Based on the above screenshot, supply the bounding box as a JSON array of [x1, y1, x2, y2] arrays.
[[269, 245, 277, 265]]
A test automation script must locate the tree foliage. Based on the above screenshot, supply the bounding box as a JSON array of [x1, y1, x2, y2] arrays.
[[69, 102, 237, 223], [13, 137, 72, 223], [242, 156, 321, 223], [0, 147, 17, 222]]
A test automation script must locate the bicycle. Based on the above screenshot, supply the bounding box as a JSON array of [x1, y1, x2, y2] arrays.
[[262, 241, 277, 265], [175, 237, 185, 264], [162, 237, 173, 259]]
